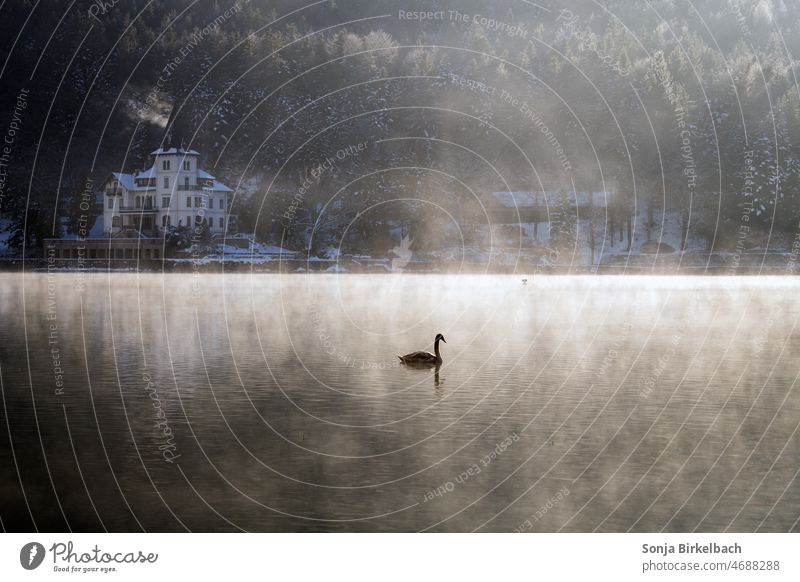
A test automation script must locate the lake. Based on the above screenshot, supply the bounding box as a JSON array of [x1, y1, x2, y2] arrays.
[[1, 273, 799, 532]]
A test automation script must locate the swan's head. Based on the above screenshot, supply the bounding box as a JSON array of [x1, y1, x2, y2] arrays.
[[435, 333, 446, 343]]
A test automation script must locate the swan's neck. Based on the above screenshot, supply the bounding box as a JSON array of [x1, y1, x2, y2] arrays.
[[434, 338, 442, 361]]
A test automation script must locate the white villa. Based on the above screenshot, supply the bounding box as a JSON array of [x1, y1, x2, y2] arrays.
[[102, 146, 234, 237]]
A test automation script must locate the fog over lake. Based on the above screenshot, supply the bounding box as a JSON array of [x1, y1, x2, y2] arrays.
[[1, 273, 798, 532]]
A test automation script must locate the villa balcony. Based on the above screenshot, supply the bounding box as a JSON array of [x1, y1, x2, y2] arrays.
[[178, 182, 214, 192], [118, 205, 160, 213]]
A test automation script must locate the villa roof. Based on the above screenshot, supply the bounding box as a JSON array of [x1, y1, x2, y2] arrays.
[[106, 146, 233, 193], [110, 170, 233, 193], [492, 192, 549, 207], [209, 179, 233, 193], [492, 191, 612, 207], [150, 146, 200, 156], [110, 172, 153, 191], [133, 165, 156, 179]]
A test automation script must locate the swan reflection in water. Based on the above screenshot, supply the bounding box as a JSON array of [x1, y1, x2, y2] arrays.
[[399, 360, 443, 389]]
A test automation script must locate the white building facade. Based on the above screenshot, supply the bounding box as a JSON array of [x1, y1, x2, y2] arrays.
[[102, 147, 234, 237]]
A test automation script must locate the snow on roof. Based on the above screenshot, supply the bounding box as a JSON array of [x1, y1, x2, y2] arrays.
[[150, 147, 200, 156], [111, 172, 135, 190], [111, 172, 155, 191], [133, 165, 156, 179], [221, 243, 297, 256], [492, 192, 550, 207], [90, 216, 105, 238], [196, 169, 234, 192], [210, 180, 233, 193], [108, 155, 232, 193], [492, 191, 612, 207], [567, 191, 612, 206]]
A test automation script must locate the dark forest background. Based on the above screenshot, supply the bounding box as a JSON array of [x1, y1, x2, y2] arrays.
[[0, 0, 798, 256]]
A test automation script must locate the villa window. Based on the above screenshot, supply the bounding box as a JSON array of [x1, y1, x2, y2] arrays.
[[194, 196, 202, 208], [186, 197, 191, 208], [164, 176, 169, 188], [162, 196, 170, 208], [107, 197, 113, 209], [112, 216, 121, 228], [183, 160, 190, 171], [135, 196, 141, 209], [219, 217, 223, 229], [163, 160, 170, 171], [184, 176, 189, 189]]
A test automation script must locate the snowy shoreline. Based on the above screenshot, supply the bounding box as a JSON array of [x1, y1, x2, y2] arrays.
[[3, 253, 799, 275]]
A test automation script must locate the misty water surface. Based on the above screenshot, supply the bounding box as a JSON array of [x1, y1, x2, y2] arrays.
[[1, 273, 799, 532]]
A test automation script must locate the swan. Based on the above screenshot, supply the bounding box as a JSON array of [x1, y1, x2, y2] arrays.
[[398, 333, 446, 365]]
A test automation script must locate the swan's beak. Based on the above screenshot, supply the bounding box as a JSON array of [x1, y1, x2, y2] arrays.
[[441, 337, 446, 343]]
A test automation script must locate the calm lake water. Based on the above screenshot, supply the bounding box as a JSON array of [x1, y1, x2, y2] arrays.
[[1, 273, 799, 532]]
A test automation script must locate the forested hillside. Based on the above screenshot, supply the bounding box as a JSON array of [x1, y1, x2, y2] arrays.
[[1, 0, 798, 257]]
